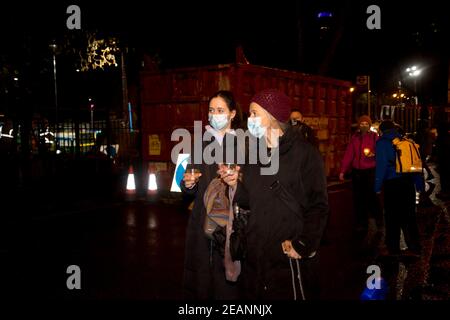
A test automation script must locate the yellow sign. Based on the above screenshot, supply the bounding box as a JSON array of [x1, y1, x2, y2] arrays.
[[149, 134, 161, 156]]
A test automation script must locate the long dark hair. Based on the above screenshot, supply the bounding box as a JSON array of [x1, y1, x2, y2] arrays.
[[208, 90, 243, 129]]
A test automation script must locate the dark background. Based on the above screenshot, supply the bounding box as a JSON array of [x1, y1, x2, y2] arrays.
[[1, 0, 449, 119]]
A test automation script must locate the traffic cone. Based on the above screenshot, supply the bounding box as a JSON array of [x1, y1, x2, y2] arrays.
[[147, 163, 158, 201], [126, 165, 136, 201]]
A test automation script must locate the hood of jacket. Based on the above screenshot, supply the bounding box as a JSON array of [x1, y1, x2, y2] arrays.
[[380, 129, 401, 141]]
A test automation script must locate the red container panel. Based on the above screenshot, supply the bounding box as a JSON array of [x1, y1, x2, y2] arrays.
[[140, 63, 353, 180]]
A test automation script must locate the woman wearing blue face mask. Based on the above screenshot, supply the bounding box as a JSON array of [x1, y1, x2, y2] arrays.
[[219, 89, 329, 300], [181, 90, 243, 300], [206, 91, 239, 142]]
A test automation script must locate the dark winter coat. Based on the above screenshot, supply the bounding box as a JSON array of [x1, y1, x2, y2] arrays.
[[181, 131, 242, 300], [233, 127, 329, 299]]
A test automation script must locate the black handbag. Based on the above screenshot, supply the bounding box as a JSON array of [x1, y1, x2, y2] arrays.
[[230, 203, 250, 261], [211, 204, 249, 259]]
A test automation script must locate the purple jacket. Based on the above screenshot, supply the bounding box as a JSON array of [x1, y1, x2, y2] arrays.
[[340, 131, 379, 173]]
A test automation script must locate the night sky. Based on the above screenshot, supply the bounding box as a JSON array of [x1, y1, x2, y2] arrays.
[[1, 0, 449, 117]]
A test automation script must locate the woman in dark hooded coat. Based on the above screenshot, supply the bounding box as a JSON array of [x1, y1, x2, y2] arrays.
[[220, 89, 329, 300]]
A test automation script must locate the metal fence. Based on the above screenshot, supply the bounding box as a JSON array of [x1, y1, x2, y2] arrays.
[[376, 104, 421, 133], [51, 118, 138, 162], [1, 114, 139, 189]]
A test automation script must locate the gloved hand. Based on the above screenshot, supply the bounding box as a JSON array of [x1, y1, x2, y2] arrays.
[[232, 209, 249, 232], [230, 209, 250, 261], [212, 225, 226, 257]]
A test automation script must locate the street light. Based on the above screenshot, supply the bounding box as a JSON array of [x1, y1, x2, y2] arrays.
[[49, 42, 58, 138], [405, 65, 421, 105], [90, 101, 94, 129]]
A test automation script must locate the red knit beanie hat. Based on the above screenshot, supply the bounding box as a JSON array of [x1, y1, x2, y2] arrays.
[[358, 115, 372, 126], [251, 89, 292, 122]]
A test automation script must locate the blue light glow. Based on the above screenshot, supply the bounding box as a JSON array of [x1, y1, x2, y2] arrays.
[[318, 12, 333, 18]]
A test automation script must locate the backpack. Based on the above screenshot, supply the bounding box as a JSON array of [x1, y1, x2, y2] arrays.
[[392, 137, 423, 174], [203, 177, 230, 239]]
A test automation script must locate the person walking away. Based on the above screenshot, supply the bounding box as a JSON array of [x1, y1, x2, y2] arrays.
[[375, 120, 423, 258]]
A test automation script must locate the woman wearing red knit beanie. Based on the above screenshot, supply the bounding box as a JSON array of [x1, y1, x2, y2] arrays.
[[339, 115, 383, 245], [219, 88, 329, 300]]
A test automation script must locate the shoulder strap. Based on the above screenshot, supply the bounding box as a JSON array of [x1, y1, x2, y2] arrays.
[[269, 180, 302, 220], [269, 146, 303, 220]]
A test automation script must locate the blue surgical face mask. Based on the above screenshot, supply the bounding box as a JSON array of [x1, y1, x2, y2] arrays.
[[208, 114, 229, 131], [247, 117, 266, 139]]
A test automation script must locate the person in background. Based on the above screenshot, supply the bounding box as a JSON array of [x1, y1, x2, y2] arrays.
[[289, 109, 302, 123], [181, 90, 243, 299], [435, 114, 450, 200], [415, 120, 434, 180], [414, 120, 436, 207], [339, 115, 383, 241], [375, 120, 423, 258], [289, 109, 317, 146]]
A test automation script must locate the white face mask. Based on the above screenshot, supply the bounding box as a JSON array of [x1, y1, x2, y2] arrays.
[[208, 114, 229, 131], [247, 117, 267, 139]]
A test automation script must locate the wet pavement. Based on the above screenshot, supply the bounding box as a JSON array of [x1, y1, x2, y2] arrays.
[[2, 200, 189, 299], [1, 167, 449, 300], [419, 174, 450, 300]]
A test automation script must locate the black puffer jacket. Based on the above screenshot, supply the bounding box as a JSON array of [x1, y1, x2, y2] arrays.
[[233, 127, 329, 300]]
